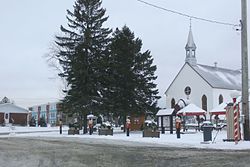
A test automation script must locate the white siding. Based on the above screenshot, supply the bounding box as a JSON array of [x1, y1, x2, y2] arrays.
[[165, 64, 213, 111], [212, 88, 235, 107]]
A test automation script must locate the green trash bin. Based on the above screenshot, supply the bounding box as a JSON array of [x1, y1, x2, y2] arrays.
[[203, 124, 213, 142]]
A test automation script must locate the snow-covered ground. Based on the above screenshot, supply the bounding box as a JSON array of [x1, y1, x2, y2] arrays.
[[1, 126, 250, 150]]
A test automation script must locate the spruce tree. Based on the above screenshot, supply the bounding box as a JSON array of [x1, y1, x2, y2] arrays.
[[107, 26, 160, 125], [54, 0, 111, 133]]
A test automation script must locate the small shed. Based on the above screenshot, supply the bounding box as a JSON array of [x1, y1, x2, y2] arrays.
[[130, 114, 145, 131], [0, 103, 29, 126], [156, 108, 175, 134]]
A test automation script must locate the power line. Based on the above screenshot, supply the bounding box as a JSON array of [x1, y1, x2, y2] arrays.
[[137, 0, 240, 27]]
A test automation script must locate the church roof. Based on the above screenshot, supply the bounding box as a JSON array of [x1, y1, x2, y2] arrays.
[[165, 63, 242, 95], [191, 64, 241, 90]]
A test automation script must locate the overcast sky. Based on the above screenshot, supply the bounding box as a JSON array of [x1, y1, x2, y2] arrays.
[[0, 0, 248, 108]]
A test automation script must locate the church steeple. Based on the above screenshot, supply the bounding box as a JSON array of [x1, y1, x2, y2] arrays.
[[185, 22, 197, 66]]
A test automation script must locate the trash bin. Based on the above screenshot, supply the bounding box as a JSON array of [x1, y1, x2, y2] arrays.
[[203, 125, 213, 142]]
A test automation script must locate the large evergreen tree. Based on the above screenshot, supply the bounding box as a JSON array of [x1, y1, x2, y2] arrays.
[[54, 0, 111, 133], [106, 26, 160, 124]]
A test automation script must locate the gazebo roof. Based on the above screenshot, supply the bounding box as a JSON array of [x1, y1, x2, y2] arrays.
[[177, 103, 206, 116], [209, 102, 227, 115]]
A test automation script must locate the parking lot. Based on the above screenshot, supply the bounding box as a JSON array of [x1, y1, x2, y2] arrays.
[[0, 137, 250, 167]]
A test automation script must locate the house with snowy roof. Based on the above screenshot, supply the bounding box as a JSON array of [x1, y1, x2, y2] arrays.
[[165, 27, 241, 112], [0, 97, 29, 126]]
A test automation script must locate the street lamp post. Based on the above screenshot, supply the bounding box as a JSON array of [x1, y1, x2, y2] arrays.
[[241, 0, 250, 140]]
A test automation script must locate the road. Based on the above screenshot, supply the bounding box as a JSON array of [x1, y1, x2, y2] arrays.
[[0, 137, 249, 167]]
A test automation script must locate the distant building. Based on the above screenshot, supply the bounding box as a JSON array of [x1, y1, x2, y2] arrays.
[[165, 27, 241, 112], [29, 102, 65, 126], [0, 97, 29, 126]]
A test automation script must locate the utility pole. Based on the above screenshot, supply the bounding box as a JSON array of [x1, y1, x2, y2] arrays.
[[241, 0, 250, 140]]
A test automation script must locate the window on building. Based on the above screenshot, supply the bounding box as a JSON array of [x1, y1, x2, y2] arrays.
[[171, 98, 175, 108], [50, 113, 54, 119], [202, 95, 207, 111], [219, 94, 223, 104], [192, 50, 195, 56]]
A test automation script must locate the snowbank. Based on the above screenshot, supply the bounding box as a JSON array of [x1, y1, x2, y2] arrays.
[[1, 126, 250, 150]]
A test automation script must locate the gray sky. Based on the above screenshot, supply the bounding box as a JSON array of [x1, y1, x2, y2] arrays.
[[0, 0, 248, 108]]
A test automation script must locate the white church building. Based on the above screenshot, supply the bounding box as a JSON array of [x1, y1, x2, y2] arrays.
[[165, 27, 241, 112]]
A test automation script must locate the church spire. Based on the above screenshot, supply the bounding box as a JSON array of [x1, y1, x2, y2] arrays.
[[185, 20, 197, 66]]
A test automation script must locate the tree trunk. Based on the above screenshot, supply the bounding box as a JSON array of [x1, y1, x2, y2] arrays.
[[83, 113, 88, 134], [79, 113, 83, 130], [123, 115, 126, 133]]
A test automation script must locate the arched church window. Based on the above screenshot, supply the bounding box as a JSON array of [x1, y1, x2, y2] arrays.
[[171, 98, 175, 108], [202, 95, 207, 111], [219, 94, 223, 104]]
